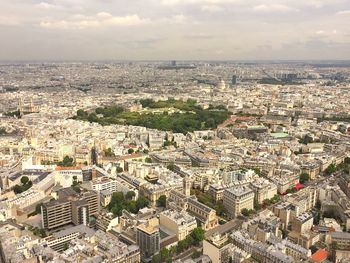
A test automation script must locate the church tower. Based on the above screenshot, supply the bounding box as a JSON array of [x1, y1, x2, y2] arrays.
[[183, 176, 191, 196]]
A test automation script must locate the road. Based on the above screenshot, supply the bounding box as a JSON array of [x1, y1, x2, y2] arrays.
[[205, 218, 244, 238]]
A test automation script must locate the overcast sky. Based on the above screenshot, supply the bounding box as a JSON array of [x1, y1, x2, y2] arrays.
[[0, 0, 350, 61]]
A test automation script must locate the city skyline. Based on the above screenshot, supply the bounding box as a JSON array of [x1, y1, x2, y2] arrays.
[[1, 0, 350, 61]]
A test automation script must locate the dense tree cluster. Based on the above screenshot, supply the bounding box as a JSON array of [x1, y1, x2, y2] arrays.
[[299, 134, 314, 145], [74, 99, 231, 134], [241, 208, 254, 217], [299, 173, 310, 184], [104, 148, 115, 157], [157, 195, 167, 207], [58, 156, 75, 167], [192, 189, 227, 217], [151, 227, 205, 263], [13, 176, 33, 194], [4, 110, 21, 118], [108, 191, 149, 217]]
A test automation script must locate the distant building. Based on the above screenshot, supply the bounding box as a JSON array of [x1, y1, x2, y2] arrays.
[[232, 75, 237, 85]]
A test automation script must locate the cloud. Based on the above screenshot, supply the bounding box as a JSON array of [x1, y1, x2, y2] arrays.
[[36, 2, 57, 9], [0, 15, 21, 26], [40, 13, 149, 29], [253, 4, 299, 13], [201, 5, 224, 12], [185, 33, 215, 39], [161, 0, 241, 6], [336, 10, 350, 15]]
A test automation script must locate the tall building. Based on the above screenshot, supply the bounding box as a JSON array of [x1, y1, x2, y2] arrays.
[[136, 218, 160, 259], [232, 75, 237, 85], [223, 186, 254, 219], [42, 187, 99, 230]]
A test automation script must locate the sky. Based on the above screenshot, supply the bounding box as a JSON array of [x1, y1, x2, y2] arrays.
[[0, 0, 350, 61]]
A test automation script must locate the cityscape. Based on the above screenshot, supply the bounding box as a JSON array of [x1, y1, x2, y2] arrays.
[[1, 1, 350, 263]]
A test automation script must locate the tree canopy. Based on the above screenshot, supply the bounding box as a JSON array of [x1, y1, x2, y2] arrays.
[[74, 99, 231, 134], [157, 195, 167, 207], [299, 173, 310, 184], [58, 156, 74, 167], [108, 192, 149, 217]]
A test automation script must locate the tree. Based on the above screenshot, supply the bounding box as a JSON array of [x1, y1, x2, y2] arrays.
[[263, 199, 272, 206], [253, 168, 261, 176], [158, 195, 167, 207], [63, 242, 69, 251], [190, 227, 205, 244], [163, 140, 172, 147], [241, 208, 250, 217], [126, 191, 136, 200], [191, 250, 201, 259], [13, 184, 23, 194], [167, 163, 175, 171], [254, 202, 262, 210], [126, 200, 138, 214], [116, 167, 123, 173], [299, 173, 310, 184], [145, 157, 153, 163], [325, 164, 337, 176], [87, 112, 98, 122], [151, 254, 161, 263], [72, 186, 81, 193], [177, 240, 186, 253], [128, 148, 134, 154], [77, 109, 88, 118], [136, 196, 150, 210], [310, 245, 318, 254], [299, 134, 313, 144], [21, 176, 29, 185], [331, 241, 338, 249], [104, 148, 114, 157], [58, 156, 74, 167], [315, 199, 322, 210]]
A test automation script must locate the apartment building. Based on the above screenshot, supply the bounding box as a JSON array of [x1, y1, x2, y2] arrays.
[[159, 209, 197, 241], [250, 178, 277, 204], [168, 189, 218, 230], [223, 186, 254, 218]]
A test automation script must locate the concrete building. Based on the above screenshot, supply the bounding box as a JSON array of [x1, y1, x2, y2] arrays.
[[41, 187, 99, 230], [136, 217, 160, 259]]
